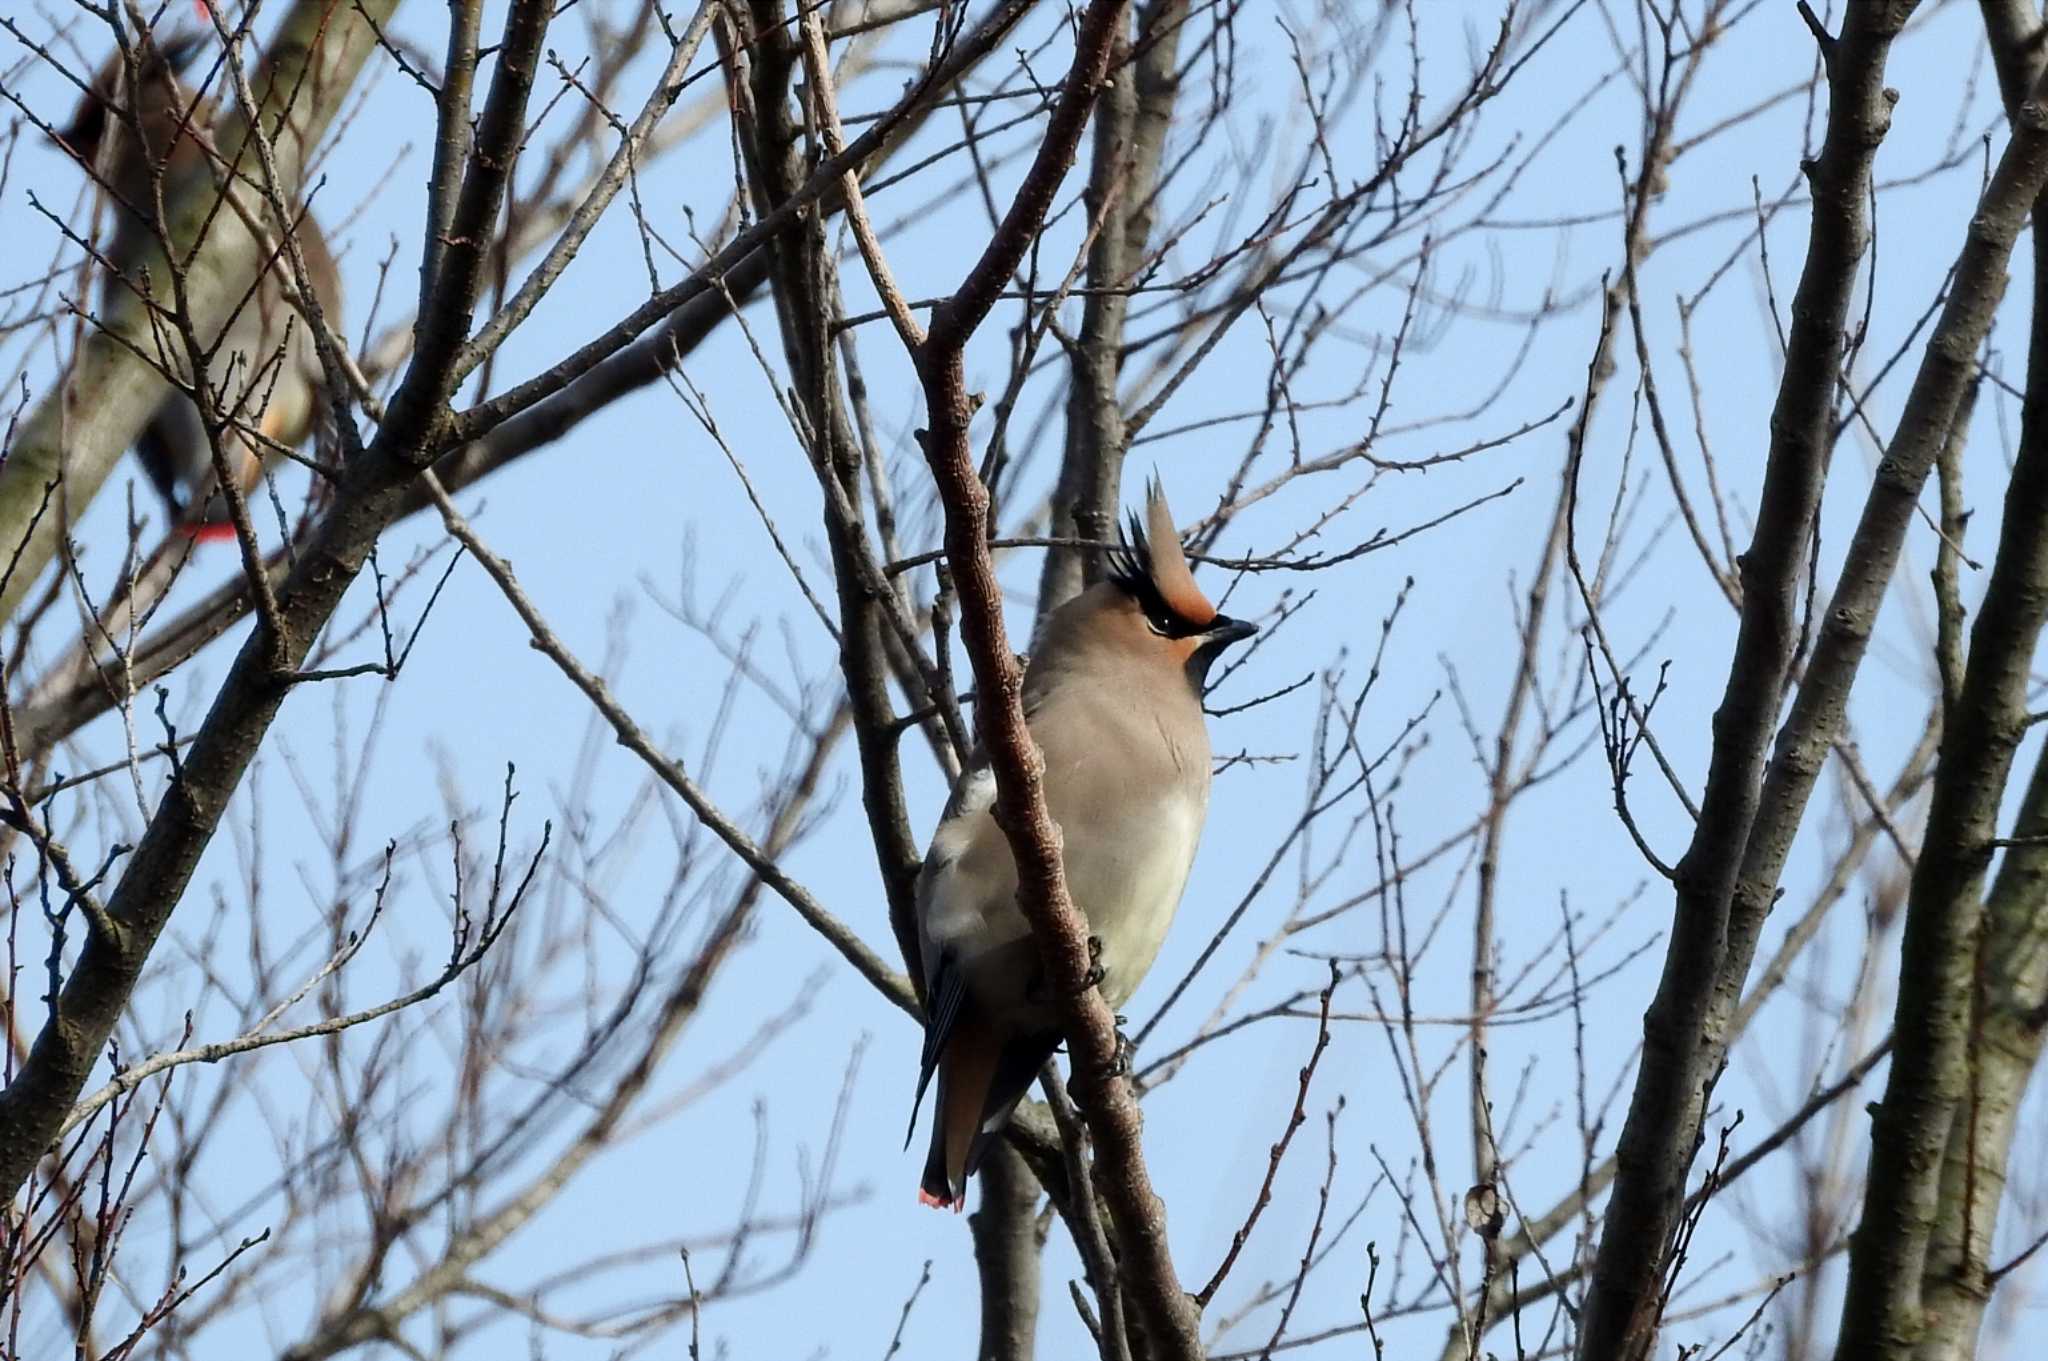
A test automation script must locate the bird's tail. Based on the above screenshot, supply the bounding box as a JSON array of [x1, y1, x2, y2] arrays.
[[920, 1014, 997, 1210], [919, 1025, 1064, 1210]]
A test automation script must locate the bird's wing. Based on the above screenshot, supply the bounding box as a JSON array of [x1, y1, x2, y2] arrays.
[[904, 957, 966, 1147], [907, 756, 1000, 1140]]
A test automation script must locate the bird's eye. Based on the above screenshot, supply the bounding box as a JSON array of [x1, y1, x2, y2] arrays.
[[1143, 604, 1175, 636]]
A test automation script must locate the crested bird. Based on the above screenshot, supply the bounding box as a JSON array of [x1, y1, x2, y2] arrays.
[[54, 28, 343, 540], [907, 482, 1258, 1209]]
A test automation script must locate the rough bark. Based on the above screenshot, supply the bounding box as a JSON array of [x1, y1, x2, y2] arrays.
[[1836, 7, 2048, 1356], [970, 1144, 1048, 1361], [910, 1, 1203, 1353], [1578, 5, 1916, 1354], [1592, 15, 2048, 1355], [1905, 739, 2048, 1361]]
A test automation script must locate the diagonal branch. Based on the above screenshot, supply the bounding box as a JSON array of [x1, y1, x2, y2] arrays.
[[1584, 4, 2048, 1354], [0, 0, 555, 1207], [903, 0, 1203, 1353], [11, 0, 1042, 761], [1576, 4, 1919, 1352], [1836, 7, 2048, 1352], [423, 474, 916, 1016], [0, 0, 386, 622]]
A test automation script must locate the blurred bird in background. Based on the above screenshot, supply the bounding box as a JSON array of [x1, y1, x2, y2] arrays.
[[907, 482, 1258, 1209], [54, 24, 342, 540]]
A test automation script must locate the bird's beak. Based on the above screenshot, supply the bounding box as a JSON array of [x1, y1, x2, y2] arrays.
[[1206, 615, 1258, 647]]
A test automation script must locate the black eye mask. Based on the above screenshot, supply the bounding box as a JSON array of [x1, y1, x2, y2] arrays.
[[1105, 510, 1208, 639]]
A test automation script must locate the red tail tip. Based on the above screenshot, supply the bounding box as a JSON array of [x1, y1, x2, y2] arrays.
[[917, 1188, 965, 1212], [174, 521, 239, 544]]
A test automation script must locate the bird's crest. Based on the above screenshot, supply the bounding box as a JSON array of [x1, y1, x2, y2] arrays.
[[1105, 479, 1218, 630], [57, 32, 207, 163]]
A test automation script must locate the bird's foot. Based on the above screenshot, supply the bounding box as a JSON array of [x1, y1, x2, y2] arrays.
[[1072, 935, 1107, 993], [1110, 1017, 1135, 1077]]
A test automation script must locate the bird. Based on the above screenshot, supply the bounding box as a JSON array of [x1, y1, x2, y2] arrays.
[[907, 481, 1258, 1209], [54, 28, 343, 540]]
